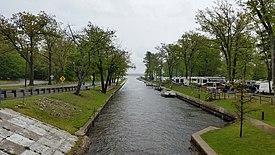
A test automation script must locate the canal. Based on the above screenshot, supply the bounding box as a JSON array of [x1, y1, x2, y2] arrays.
[[86, 76, 225, 154]]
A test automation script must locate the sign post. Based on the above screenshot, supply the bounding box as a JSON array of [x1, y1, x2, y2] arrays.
[[90, 75, 94, 88], [60, 76, 66, 91]]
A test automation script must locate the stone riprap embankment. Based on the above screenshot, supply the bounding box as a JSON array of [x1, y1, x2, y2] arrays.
[[0, 108, 78, 155]]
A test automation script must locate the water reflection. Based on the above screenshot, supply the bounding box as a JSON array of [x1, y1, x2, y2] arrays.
[[86, 76, 224, 154]]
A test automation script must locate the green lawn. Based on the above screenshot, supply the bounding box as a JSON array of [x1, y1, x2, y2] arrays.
[[201, 121, 275, 155], [163, 84, 209, 100], [0, 83, 122, 134], [211, 99, 275, 127]]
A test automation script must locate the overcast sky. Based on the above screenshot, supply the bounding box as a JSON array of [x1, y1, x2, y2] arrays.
[[1, 0, 236, 73]]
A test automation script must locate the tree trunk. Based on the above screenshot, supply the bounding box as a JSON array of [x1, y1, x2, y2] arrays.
[[74, 72, 82, 95], [48, 49, 52, 85], [185, 59, 188, 79], [92, 72, 95, 86], [100, 68, 105, 93], [232, 52, 237, 80], [116, 72, 120, 85], [240, 113, 243, 138], [270, 33, 275, 96], [240, 85, 244, 138], [29, 50, 34, 86], [104, 69, 111, 93], [29, 38, 34, 86], [108, 72, 112, 86]]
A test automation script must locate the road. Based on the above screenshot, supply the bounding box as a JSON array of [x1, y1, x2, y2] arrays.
[[0, 79, 48, 87]]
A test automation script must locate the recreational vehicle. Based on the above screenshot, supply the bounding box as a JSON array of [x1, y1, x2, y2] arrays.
[[173, 77, 189, 86], [190, 77, 226, 86], [173, 76, 226, 87], [259, 81, 273, 94]]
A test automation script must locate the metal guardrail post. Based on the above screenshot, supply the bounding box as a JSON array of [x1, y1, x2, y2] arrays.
[[3, 90, 7, 98], [12, 90, 16, 98], [0, 88, 2, 104]]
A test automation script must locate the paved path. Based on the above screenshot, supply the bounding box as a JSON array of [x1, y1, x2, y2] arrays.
[[246, 117, 275, 134], [0, 109, 78, 155]]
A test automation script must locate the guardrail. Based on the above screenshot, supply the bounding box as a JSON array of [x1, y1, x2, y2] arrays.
[[0, 85, 79, 100]]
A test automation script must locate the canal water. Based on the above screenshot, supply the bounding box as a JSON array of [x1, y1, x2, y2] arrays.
[[86, 76, 225, 155]]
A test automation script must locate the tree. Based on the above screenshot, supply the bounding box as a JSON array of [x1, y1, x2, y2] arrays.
[[41, 14, 60, 85], [178, 31, 204, 79], [86, 23, 116, 93], [240, 0, 275, 95], [257, 28, 272, 92], [111, 49, 132, 85], [0, 51, 24, 80], [158, 43, 179, 80], [194, 38, 222, 76], [143, 51, 157, 80], [232, 82, 257, 138], [68, 24, 94, 95], [52, 34, 75, 82], [155, 48, 165, 83], [0, 11, 49, 85], [196, 0, 250, 81]]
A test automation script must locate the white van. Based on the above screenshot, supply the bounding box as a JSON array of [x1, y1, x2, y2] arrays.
[[259, 81, 273, 94]]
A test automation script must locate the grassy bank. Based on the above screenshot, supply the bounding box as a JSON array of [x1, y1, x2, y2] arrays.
[[212, 98, 275, 127], [201, 121, 275, 155], [163, 84, 275, 127], [0, 82, 124, 134], [157, 82, 275, 154]]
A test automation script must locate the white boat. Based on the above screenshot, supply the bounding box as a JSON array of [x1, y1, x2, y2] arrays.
[[146, 82, 153, 86], [161, 90, 176, 97], [154, 86, 162, 91]]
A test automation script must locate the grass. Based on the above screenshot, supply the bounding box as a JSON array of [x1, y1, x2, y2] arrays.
[[161, 84, 208, 100], [0, 80, 20, 85], [201, 121, 275, 155], [211, 98, 275, 127], [0, 82, 123, 134]]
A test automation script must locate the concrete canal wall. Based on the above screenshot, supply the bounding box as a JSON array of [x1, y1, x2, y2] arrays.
[[191, 126, 219, 155], [73, 80, 127, 155], [75, 79, 127, 136], [175, 92, 237, 121]]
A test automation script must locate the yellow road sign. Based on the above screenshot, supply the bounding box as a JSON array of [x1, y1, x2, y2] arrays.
[[60, 76, 65, 82]]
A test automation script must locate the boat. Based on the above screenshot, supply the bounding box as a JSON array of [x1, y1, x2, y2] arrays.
[[146, 82, 153, 86], [161, 90, 176, 97], [154, 86, 163, 91]]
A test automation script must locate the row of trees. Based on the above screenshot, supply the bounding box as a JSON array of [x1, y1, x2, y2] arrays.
[[143, 0, 274, 91], [0, 11, 132, 94]]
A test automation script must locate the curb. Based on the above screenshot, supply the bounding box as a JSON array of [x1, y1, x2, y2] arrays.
[[191, 126, 219, 155]]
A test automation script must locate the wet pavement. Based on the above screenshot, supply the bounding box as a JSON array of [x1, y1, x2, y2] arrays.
[[0, 108, 78, 155]]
